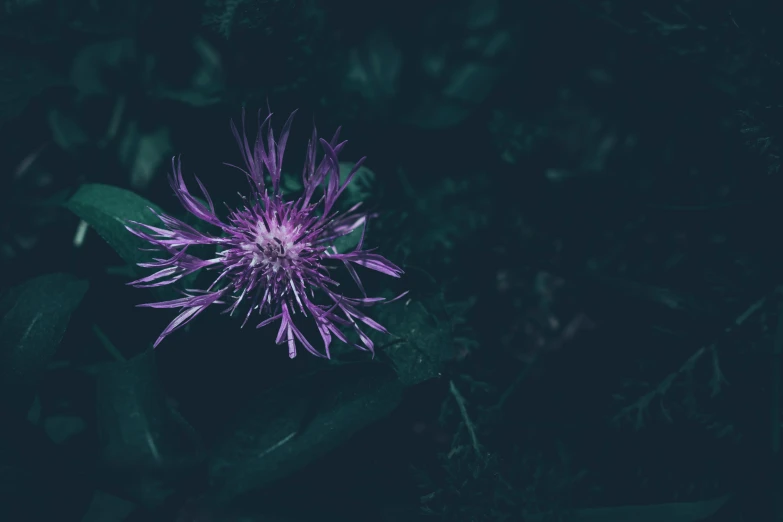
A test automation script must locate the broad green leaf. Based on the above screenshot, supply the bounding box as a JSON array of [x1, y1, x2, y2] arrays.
[[375, 298, 452, 386], [65, 183, 164, 274], [0, 273, 88, 417], [208, 361, 403, 502], [65, 183, 189, 301]]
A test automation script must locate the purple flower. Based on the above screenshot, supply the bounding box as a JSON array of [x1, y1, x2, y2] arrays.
[[126, 109, 405, 358]]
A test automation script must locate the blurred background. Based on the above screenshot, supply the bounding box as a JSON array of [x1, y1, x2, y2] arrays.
[[1, 0, 783, 520]]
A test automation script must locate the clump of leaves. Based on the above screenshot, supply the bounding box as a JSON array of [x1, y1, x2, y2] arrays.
[[0, 273, 89, 418]]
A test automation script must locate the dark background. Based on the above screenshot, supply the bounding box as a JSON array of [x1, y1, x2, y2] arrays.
[[1, 0, 782, 520]]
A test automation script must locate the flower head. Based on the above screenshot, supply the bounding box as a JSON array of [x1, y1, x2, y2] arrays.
[[126, 109, 405, 358]]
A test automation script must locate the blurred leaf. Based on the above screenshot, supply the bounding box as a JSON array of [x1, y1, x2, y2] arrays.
[[96, 350, 205, 508], [0, 273, 88, 417], [43, 415, 86, 445], [117, 124, 172, 190], [280, 172, 303, 193], [79, 491, 136, 522], [148, 37, 224, 107], [70, 38, 136, 96], [332, 226, 363, 255], [338, 161, 376, 206], [66, 184, 200, 300], [49, 108, 90, 151], [343, 30, 402, 104], [66, 184, 163, 270], [0, 52, 62, 127], [375, 298, 451, 386], [64, 183, 182, 300], [209, 361, 403, 503], [282, 162, 374, 209]]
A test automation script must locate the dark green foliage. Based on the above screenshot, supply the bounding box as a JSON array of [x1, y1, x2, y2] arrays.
[[202, 0, 327, 98], [64, 184, 187, 300], [0, 53, 61, 127], [4, 0, 783, 520], [65, 184, 164, 276], [0, 273, 88, 417], [374, 292, 476, 386], [95, 350, 205, 508], [378, 298, 451, 386], [208, 361, 403, 503]]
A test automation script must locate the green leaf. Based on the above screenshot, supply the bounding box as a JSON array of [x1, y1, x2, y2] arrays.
[[375, 298, 452, 386], [208, 361, 403, 502], [0, 273, 88, 417], [79, 491, 136, 522], [48, 108, 89, 151], [65, 183, 164, 274], [64, 183, 187, 301], [332, 225, 363, 254], [338, 161, 375, 206], [96, 350, 205, 508], [0, 52, 62, 126], [280, 162, 374, 209]]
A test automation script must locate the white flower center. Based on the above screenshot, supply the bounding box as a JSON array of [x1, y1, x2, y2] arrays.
[[242, 217, 306, 272]]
